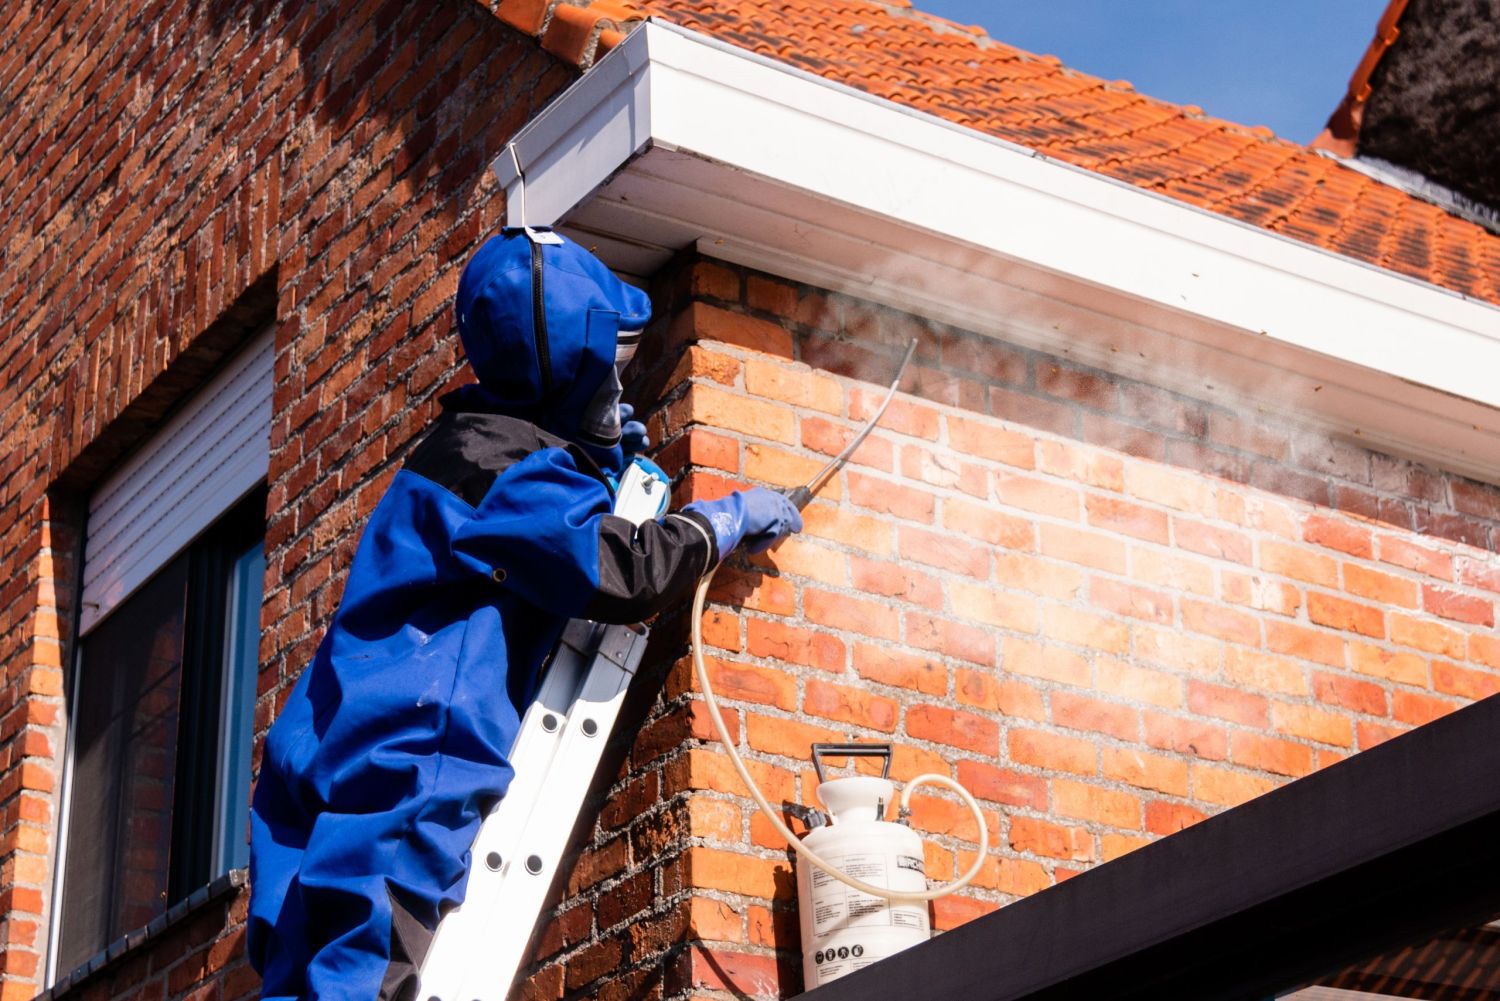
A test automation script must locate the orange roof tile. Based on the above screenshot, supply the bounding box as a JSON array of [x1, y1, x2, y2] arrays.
[[497, 0, 1500, 308]]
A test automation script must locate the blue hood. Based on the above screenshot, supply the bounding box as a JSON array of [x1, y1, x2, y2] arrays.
[[454, 229, 651, 460]]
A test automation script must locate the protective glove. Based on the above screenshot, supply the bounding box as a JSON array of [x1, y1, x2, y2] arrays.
[[684, 487, 804, 559], [620, 403, 650, 458]]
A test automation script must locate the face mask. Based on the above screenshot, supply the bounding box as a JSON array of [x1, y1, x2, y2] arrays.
[[576, 327, 640, 447]]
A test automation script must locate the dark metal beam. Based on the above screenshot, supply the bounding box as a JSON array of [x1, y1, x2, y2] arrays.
[[802, 693, 1500, 1001]]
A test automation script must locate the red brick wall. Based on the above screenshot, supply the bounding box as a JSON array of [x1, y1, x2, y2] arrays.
[[0, 1, 572, 998], [6, 3, 1500, 1001], [516, 258, 1500, 999]]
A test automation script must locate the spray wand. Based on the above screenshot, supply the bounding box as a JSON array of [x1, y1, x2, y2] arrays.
[[690, 339, 990, 903]]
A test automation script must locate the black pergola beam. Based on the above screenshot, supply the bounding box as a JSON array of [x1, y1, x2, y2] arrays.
[[803, 693, 1500, 1001]]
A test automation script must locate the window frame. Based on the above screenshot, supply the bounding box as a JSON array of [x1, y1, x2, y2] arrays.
[[49, 485, 267, 982]]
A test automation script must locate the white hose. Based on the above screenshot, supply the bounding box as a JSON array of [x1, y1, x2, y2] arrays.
[[691, 573, 990, 902]]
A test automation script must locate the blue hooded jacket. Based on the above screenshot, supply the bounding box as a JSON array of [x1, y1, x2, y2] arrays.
[[248, 231, 718, 1001]]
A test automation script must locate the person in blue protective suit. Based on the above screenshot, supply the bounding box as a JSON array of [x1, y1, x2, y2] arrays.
[[247, 229, 802, 1001]]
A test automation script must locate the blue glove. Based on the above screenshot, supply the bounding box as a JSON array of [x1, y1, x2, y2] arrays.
[[685, 487, 804, 559], [620, 403, 649, 457]]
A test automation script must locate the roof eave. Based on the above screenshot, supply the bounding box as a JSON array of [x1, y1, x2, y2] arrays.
[[497, 20, 1500, 484]]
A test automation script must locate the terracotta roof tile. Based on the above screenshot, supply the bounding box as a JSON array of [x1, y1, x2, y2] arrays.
[[504, 0, 1500, 307]]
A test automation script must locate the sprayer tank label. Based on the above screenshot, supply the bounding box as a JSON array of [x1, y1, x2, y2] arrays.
[[809, 853, 926, 938]]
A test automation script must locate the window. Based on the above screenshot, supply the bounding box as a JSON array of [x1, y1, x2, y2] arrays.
[[51, 332, 272, 979]]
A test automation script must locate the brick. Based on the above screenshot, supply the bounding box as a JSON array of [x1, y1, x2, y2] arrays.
[[851, 556, 944, 609], [849, 389, 940, 441], [1347, 641, 1428, 686], [701, 657, 799, 711], [1342, 563, 1419, 608], [1270, 701, 1353, 747], [955, 760, 1047, 811], [1051, 692, 1138, 741], [950, 582, 1038, 632], [1378, 536, 1453, 580], [907, 704, 999, 754], [1265, 621, 1346, 667], [682, 945, 786, 994], [668, 383, 796, 445], [687, 301, 794, 357], [1220, 571, 1301, 616], [1303, 514, 1373, 558], [1090, 577, 1173, 623], [944, 496, 1034, 549], [1036, 440, 1124, 491], [1187, 680, 1269, 728], [852, 643, 946, 695], [899, 525, 989, 577], [1357, 720, 1409, 749], [1009, 815, 1093, 861], [803, 679, 898, 732], [744, 442, 836, 493], [1260, 541, 1339, 587], [993, 472, 1083, 522], [746, 617, 844, 671], [1223, 648, 1308, 697], [1422, 584, 1494, 626], [1473, 633, 1500, 670], [900, 445, 989, 496], [1042, 606, 1129, 654], [1456, 556, 1500, 595], [956, 671, 1047, 721], [1053, 779, 1141, 829], [745, 714, 844, 760], [1181, 598, 1260, 646], [1039, 523, 1127, 574], [803, 587, 899, 640], [947, 415, 1034, 468], [1391, 690, 1462, 727], [1312, 671, 1387, 715], [1086, 495, 1169, 544], [1231, 732, 1314, 777], [1096, 658, 1182, 708], [847, 472, 935, 522], [801, 416, 895, 472], [756, 537, 848, 588], [744, 358, 843, 414], [746, 274, 797, 316], [1101, 746, 1188, 795], [1132, 547, 1217, 596], [1193, 764, 1278, 807], [1145, 800, 1209, 836], [1008, 728, 1096, 776], [932, 894, 1002, 932], [1433, 660, 1500, 700], [993, 552, 1085, 600], [905, 611, 996, 665], [1134, 624, 1222, 676], [1174, 519, 1252, 564], [1306, 592, 1385, 638], [798, 504, 888, 561], [1388, 613, 1465, 659], [1038, 362, 1116, 408]]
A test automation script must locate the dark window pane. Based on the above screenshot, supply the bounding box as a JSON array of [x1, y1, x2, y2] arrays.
[[58, 555, 189, 974]]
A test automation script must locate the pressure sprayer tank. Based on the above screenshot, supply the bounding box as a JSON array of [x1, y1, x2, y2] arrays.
[[795, 745, 930, 988]]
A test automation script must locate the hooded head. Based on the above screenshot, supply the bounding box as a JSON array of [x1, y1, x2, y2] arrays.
[[454, 229, 651, 465]]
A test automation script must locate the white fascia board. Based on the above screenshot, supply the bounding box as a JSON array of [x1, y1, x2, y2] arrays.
[[496, 20, 1500, 481]]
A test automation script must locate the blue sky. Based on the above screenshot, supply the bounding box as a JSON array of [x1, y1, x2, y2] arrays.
[[915, 0, 1388, 144]]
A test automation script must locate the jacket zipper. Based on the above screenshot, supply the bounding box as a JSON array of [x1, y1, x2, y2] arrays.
[[531, 240, 553, 396]]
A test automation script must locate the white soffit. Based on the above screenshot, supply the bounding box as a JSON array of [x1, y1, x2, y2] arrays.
[[496, 21, 1500, 483], [81, 329, 274, 634]]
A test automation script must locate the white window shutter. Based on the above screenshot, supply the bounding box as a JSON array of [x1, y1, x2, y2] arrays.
[[80, 330, 274, 635]]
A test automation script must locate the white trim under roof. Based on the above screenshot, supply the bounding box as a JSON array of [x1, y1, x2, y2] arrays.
[[496, 20, 1500, 483]]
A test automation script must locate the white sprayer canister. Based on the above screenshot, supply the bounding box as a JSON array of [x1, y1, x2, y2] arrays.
[[796, 775, 930, 988]]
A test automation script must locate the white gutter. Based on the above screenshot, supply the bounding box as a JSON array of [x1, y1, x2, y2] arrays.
[[496, 20, 1500, 483]]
